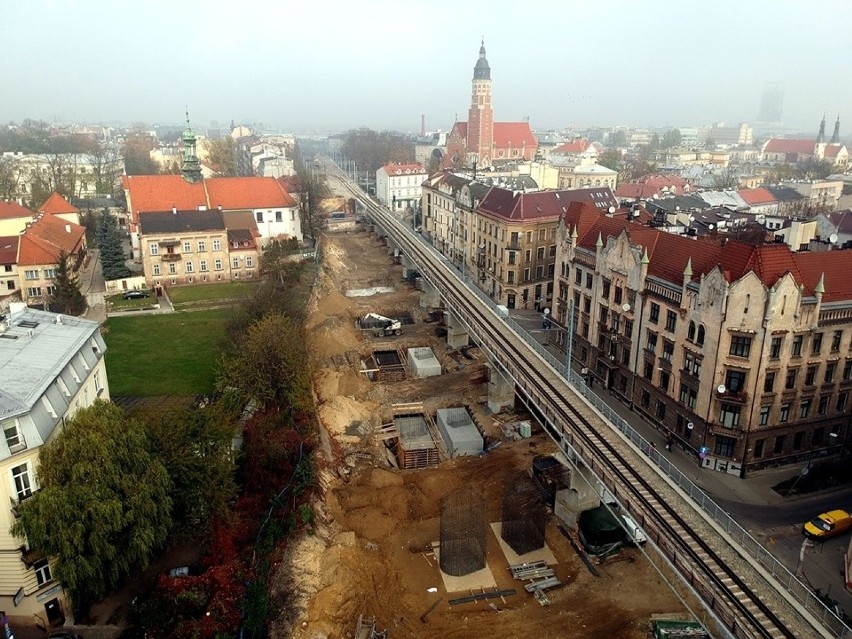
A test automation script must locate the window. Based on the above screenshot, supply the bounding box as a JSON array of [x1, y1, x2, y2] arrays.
[[641, 390, 650, 408], [535, 265, 543, 279], [791, 335, 803, 356], [759, 406, 770, 426], [773, 436, 785, 454], [4, 420, 24, 452], [825, 362, 836, 384], [805, 366, 816, 386], [684, 352, 701, 377], [785, 368, 797, 389], [183, 241, 191, 252], [575, 268, 582, 285], [715, 436, 736, 457], [198, 240, 206, 252], [625, 320, 633, 338], [152, 264, 161, 276], [646, 331, 658, 352], [256, 211, 263, 222], [24, 269, 39, 280], [753, 438, 765, 458], [655, 400, 666, 420], [602, 280, 611, 300], [725, 369, 746, 393], [524, 268, 530, 282], [26, 287, 41, 297], [599, 305, 609, 325], [11, 463, 32, 502], [213, 239, 222, 251], [231, 257, 239, 269], [779, 403, 790, 422], [149, 244, 159, 256], [168, 262, 176, 275], [813, 427, 825, 446], [831, 330, 842, 352], [614, 286, 623, 304], [845, 360, 852, 381], [696, 325, 705, 346], [818, 396, 829, 415], [687, 321, 696, 342], [719, 403, 741, 428], [33, 558, 52, 586], [43, 268, 56, 279], [200, 260, 208, 272], [770, 337, 782, 359], [185, 261, 194, 273], [585, 273, 593, 289], [799, 400, 810, 419], [214, 259, 223, 270], [275, 210, 283, 222], [679, 384, 697, 409], [549, 245, 556, 258], [812, 332, 823, 355], [838, 392, 848, 412], [649, 303, 660, 323], [764, 371, 776, 393], [583, 296, 591, 313], [662, 340, 674, 362], [46, 285, 55, 296], [507, 271, 515, 284], [644, 361, 654, 380], [665, 310, 677, 332], [536, 247, 545, 260], [729, 335, 752, 357], [94, 371, 103, 395], [659, 370, 670, 392]]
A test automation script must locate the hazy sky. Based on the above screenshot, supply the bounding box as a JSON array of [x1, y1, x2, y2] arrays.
[[3, 0, 851, 135]]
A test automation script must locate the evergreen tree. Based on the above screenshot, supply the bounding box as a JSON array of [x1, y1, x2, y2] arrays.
[[96, 209, 131, 280], [48, 251, 87, 315]]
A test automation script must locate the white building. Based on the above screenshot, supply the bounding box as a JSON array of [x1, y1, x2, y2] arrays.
[[376, 163, 428, 210], [0, 303, 109, 625]]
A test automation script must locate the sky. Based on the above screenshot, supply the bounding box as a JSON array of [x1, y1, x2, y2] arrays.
[[2, 0, 852, 136]]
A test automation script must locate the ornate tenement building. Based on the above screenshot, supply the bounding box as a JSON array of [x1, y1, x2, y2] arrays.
[[553, 203, 852, 477]]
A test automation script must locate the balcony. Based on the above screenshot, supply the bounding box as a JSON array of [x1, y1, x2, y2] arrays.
[[160, 253, 182, 262], [507, 239, 522, 250], [716, 388, 748, 404]]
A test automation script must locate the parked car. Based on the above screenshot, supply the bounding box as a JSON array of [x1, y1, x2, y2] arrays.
[[803, 509, 852, 540], [123, 290, 151, 300], [620, 514, 648, 545], [167, 564, 205, 578]]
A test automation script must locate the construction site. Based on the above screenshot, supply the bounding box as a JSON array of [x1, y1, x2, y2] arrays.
[[271, 222, 703, 639]]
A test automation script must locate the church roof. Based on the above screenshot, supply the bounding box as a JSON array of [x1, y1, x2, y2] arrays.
[[492, 122, 537, 149], [763, 138, 815, 154]]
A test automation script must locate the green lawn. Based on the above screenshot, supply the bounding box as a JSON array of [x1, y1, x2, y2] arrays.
[[105, 292, 158, 311], [166, 282, 259, 305], [103, 309, 230, 396]]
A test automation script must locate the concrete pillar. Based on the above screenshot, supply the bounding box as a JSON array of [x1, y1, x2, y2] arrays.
[[487, 363, 514, 413], [419, 280, 441, 308], [446, 311, 470, 350], [401, 256, 418, 279]]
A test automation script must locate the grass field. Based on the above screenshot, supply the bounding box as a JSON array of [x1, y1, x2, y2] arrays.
[[103, 309, 230, 396], [105, 292, 157, 311], [167, 282, 258, 305]]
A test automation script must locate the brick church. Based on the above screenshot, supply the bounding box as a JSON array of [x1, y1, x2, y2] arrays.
[[443, 41, 538, 169]]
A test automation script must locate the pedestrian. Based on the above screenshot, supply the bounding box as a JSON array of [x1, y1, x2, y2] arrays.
[[649, 441, 657, 455], [665, 432, 674, 452]]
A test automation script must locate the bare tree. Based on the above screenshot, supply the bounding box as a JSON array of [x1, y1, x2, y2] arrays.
[[713, 165, 740, 190]]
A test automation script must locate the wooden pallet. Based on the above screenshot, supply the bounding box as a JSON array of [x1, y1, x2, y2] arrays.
[[399, 444, 439, 469]]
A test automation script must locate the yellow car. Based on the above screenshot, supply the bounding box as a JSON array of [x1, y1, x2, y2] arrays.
[[803, 510, 852, 539]]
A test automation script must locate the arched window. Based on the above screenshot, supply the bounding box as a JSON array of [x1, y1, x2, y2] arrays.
[[697, 324, 706, 346], [688, 321, 696, 342]]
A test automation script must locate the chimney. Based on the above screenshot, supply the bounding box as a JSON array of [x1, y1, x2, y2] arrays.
[[65, 223, 71, 233], [172, 206, 177, 215]]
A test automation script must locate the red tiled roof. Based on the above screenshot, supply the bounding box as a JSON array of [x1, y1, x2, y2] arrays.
[[17, 214, 86, 266], [0, 236, 18, 264], [615, 174, 689, 199], [737, 188, 776, 206], [492, 122, 537, 149], [824, 144, 846, 159], [764, 138, 816, 154], [794, 250, 852, 302], [277, 175, 301, 193], [205, 177, 296, 209], [480, 188, 616, 222], [38, 192, 79, 215], [553, 139, 591, 154], [0, 201, 34, 221], [451, 121, 468, 139], [380, 163, 426, 175]]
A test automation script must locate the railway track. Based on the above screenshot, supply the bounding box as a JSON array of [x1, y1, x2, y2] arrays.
[[321, 158, 827, 639]]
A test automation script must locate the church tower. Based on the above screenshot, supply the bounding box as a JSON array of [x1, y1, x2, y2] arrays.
[[181, 110, 203, 184], [830, 115, 840, 144], [467, 40, 493, 166], [816, 114, 826, 144]]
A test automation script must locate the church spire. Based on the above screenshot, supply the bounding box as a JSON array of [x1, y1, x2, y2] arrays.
[[830, 115, 840, 144], [473, 38, 491, 80], [181, 108, 202, 184], [816, 114, 826, 144]]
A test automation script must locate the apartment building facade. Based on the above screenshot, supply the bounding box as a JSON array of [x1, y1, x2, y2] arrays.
[[553, 204, 852, 477], [0, 304, 109, 624]]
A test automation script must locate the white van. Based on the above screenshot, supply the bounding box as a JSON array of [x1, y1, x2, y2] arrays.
[[621, 514, 648, 545]]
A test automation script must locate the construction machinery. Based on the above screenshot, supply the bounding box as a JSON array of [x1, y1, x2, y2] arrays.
[[358, 313, 403, 337]]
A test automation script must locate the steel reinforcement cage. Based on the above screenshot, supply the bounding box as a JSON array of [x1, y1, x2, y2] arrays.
[[501, 470, 546, 555], [439, 486, 486, 576]]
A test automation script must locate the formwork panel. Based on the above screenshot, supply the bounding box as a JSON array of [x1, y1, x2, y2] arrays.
[[395, 415, 438, 469], [501, 471, 546, 555], [439, 486, 486, 576]]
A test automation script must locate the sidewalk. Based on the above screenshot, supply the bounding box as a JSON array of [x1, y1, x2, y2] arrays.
[[507, 308, 810, 508]]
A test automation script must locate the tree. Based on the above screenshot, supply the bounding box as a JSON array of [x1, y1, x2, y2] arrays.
[[204, 137, 238, 176], [48, 251, 87, 315], [217, 314, 312, 412], [12, 401, 172, 610], [146, 405, 238, 536], [661, 128, 682, 149], [608, 130, 628, 147], [341, 127, 414, 174], [0, 155, 19, 199], [795, 157, 833, 180], [712, 165, 741, 190], [122, 123, 160, 175], [95, 210, 131, 280], [597, 149, 622, 172]]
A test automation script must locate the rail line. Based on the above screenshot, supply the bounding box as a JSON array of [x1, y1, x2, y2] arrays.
[[322, 158, 824, 639]]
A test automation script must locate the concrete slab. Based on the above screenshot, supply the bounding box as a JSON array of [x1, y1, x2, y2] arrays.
[[433, 544, 497, 593], [490, 522, 557, 566]]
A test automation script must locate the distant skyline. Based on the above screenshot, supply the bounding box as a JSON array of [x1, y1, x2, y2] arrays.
[[3, 0, 851, 136]]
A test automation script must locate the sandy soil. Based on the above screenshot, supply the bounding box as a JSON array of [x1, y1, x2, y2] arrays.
[[270, 230, 690, 639]]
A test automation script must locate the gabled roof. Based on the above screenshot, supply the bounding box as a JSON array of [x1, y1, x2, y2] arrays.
[[380, 162, 426, 176], [0, 201, 34, 221], [553, 139, 592, 155], [615, 174, 690, 199], [824, 144, 847, 159], [492, 122, 537, 149], [227, 229, 258, 249], [205, 177, 296, 209], [821, 209, 852, 234], [479, 188, 617, 222], [766, 185, 805, 203], [17, 214, 86, 266], [38, 192, 79, 215], [795, 250, 852, 302], [138, 210, 226, 235], [0, 236, 18, 265], [763, 138, 816, 154], [221, 210, 261, 236], [737, 187, 776, 206]]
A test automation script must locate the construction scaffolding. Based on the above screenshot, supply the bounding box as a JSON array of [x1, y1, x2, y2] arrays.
[[501, 471, 546, 555], [439, 486, 486, 576]]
